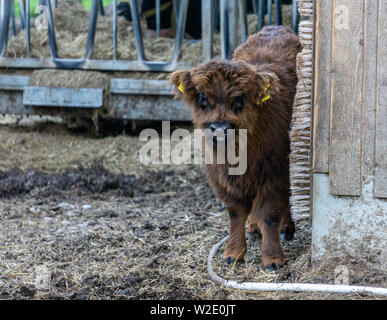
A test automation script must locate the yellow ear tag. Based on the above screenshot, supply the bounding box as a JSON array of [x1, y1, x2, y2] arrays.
[[178, 83, 184, 93], [261, 94, 271, 102], [257, 83, 271, 104]]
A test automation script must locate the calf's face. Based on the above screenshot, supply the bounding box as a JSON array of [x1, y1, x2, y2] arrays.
[[170, 60, 279, 146]]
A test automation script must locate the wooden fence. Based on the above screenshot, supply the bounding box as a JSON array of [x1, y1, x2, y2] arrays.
[[313, 0, 386, 199]]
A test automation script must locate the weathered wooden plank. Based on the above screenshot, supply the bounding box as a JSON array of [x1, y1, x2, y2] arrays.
[[110, 79, 173, 95], [374, 0, 387, 198], [23, 87, 103, 108], [361, 0, 378, 178], [0, 75, 29, 91], [312, 0, 333, 173], [329, 0, 363, 196], [111, 95, 191, 121]]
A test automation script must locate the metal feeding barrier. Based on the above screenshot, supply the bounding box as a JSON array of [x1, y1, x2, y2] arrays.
[[0, 0, 299, 124], [0, 0, 190, 71]]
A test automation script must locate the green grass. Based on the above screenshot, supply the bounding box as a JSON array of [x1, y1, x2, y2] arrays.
[[14, 0, 114, 18], [82, 0, 113, 10]]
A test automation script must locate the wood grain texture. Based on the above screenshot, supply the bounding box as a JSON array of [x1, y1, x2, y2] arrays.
[[361, 0, 378, 179], [312, 0, 332, 173], [329, 0, 363, 196], [374, 0, 387, 198]]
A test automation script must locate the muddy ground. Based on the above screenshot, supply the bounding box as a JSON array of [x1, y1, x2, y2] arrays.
[[0, 119, 386, 300]]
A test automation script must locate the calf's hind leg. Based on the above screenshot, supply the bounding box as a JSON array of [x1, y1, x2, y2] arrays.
[[281, 216, 295, 241], [254, 200, 287, 270], [247, 211, 262, 239]]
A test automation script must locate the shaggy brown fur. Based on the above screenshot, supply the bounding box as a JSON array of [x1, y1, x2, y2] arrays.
[[170, 26, 301, 270]]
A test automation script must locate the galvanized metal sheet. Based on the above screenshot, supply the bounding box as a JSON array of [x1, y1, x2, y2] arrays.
[[0, 57, 192, 72], [23, 86, 103, 108], [110, 78, 174, 95], [0, 75, 29, 90]]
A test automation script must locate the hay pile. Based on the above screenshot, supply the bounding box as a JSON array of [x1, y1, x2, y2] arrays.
[[30, 69, 110, 88]]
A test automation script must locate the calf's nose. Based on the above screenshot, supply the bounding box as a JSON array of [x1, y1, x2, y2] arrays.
[[207, 121, 235, 133]]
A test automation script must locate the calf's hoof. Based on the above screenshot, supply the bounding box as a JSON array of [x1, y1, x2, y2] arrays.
[[263, 263, 283, 272], [247, 216, 261, 236], [224, 256, 244, 265], [280, 229, 294, 241], [281, 222, 295, 241], [224, 244, 246, 265], [262, 256, 284, 271]]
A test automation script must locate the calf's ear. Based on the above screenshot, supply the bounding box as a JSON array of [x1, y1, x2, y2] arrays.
[[256, 72, 280, 104], [169, 70, 191, 98]]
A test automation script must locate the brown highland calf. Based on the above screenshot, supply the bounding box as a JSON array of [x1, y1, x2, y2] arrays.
[[170, 26, 301, 270]]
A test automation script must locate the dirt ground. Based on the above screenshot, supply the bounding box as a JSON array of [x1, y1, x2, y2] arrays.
[[0, 119, 386, 300]]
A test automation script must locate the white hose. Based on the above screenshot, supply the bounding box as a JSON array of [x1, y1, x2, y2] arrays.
[[208, 236, 387, 297]]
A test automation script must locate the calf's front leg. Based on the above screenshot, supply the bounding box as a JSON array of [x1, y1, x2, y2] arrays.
[[224, 206, 249, 264]]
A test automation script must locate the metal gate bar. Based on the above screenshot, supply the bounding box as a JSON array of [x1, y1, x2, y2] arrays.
[[267, 0, 272, 25], [274, 0, 282, 25], [85, 0, 99, 59], [201, 0, 214, 62], [292, 0, 298, 33], [46, 0, 58, 58], [18, 0, 26, 29], [155, 0, 160, 37], [258, 0, 264, 30], [26, 0, 30, 55], [0, 0, 10, 56], [112, 0, 117, 59], [239, 0, 247, 43]]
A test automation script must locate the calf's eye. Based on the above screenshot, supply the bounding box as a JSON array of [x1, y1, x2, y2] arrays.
[[232, 96, 245, 113], [198, 92, 211, 111]]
